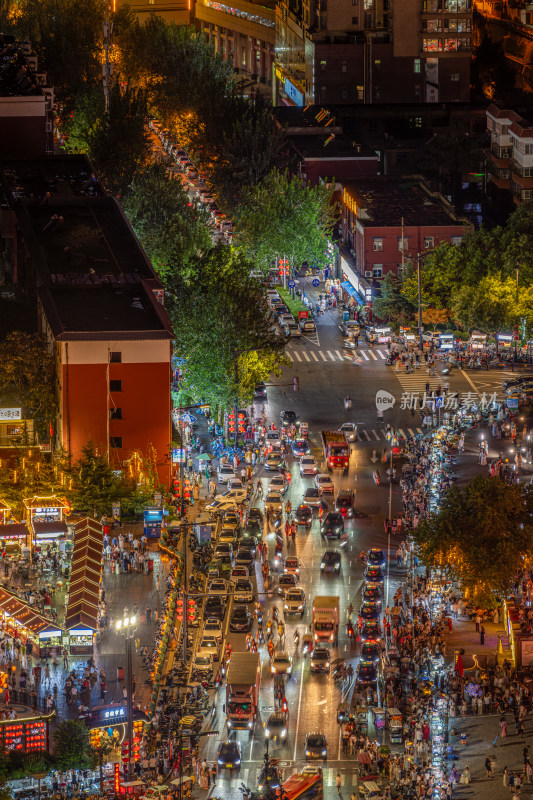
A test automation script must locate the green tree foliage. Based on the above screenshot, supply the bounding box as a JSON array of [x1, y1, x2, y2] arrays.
[[234, 170, 337, 273], [452, 274, 519, 340], [87, 85, 151, 197], [413, 476, 533, 607], [168, 246, 288, 410], [11, 0, 105, 105], [70, 440, 126, 516], [0, 448, 71, 518], [372, 272, 415, 325], [0, 332, 56, 441], [53, 720, 97, 771], [122, 162, 212, 285]]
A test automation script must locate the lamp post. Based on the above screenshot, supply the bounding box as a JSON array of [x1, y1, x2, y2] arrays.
[[417, 253, 423, 352], [116, 614, 137, 780], [385, 436, 396, 611]]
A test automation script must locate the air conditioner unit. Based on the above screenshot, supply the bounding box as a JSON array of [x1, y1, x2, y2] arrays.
[[365, 270, 372, 277], [45, 121, 53, 132]]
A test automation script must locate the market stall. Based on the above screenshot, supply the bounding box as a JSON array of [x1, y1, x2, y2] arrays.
[[0, 588, 63, 657], [0, 710, 53, 754], [0, 522, 30, 549], [23, 496, 69, 547], [64, 518, 103, 654]]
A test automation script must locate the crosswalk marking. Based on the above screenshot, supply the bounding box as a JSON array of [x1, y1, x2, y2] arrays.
[[302, 351, 310, 362], [319, 351, 327, 361], [357, 426, 423, 441], [286, 346, 388, 364], [397, 428, 406, 438], [408, 427, 415, 436], [327, 350, 336, 361], [335, 350, 345, 360], [286, 352, 293, 362], [310, 351, 319, 361], [377, 349, 387, 359], [369, 350, 378, 360], [293, 351, 302, 362], [372, 429, 380, 440], [360, 350, 369, 361], [363, 430, 371, 441]]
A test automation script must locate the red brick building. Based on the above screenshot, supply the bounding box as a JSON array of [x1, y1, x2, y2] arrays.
[[339, 178, 472, 280], [0, 156, 173, 486]]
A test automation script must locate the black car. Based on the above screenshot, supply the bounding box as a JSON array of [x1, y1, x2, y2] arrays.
[[239, 536, 258, 557], [305, 732, 327, 759], [361, 639, 382, 664], [357, 659, 378, 685], [265, 711, 288, 741], [360, 620, 382, 642], [204, 596, 226, 621], [229, 606, 252, 632], [295, 504, 313, 527], [362, 585, 382, 604], [246, 508, 263, 532], [217, 740, 241, 769], [335, 489, 355, 518], [360, 602, 381, 621], [364, 565, 385, 586], [280, 410, 300, 428], [321, 549, 341, 573], [367, 548, 386, 567], [254, 382, 267, 400], [310, 647, 331, 673], [321, 512, 344, 539]]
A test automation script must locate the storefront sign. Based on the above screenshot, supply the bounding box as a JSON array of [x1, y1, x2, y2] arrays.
[[0, 409, 21, 420], [521, 638, 533, 666], [172, 448, 186, 463], [343, 189, 358, 217], [112, 501, 121, 522], [284, 77, 304, 106]]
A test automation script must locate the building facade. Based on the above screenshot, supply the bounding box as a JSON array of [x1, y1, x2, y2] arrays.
[[114, 0, 190, 24], [487, 103, 533, 203], [274, 0, 472, 105], [194, 0, 275, 86], [0, 156, 173, 486], [339, 178, 471, 278]]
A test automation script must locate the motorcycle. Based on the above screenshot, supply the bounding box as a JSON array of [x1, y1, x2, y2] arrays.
[[373, 469, 381, 486]]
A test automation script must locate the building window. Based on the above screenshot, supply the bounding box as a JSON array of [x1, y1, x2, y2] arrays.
[[414, 58, 421, 73], [398, 236, 409, 251], [320, 60, 327, 71], [374, 59, 381, 71], [372, 238, 383, 251], [451, 236, 463, 245], [424, 236, 435, 249], [109, 351, 122, 363], [341, 86, 348, 99], [450, 73, 460, 81], [373, 266, 383, 278], [110, 408, 123, 420], [352, 15, 359, 22], [110, 437, 123, 448], [364, 11, 373, 26], [357, 84, 364, 99], [341, 60, 347, 72], [110, 380, 122, 392], [352, 0, 358, 5]]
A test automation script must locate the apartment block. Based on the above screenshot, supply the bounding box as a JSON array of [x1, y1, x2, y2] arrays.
[[487, 103, 533, 203]]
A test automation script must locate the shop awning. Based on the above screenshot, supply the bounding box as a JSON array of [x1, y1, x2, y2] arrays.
[[65, 517, 103, 633], [0, 588, 61, 636], [340, 280, 366, 306], [0, 523, 30, 539], [33, 520, 68, 538]]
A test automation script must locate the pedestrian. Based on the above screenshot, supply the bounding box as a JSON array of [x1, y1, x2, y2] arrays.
[[211, 764, 217, 787], [500, 716, 508, 739], [480, 625, 486, 645], [336, 773, 342, 794], [485, 756, 493, 778]]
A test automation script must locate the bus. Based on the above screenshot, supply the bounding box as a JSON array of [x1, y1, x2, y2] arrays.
[[281, 769, 323, 800]]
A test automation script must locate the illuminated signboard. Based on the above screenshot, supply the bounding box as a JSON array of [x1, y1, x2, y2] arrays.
[[343, 189, 357, 216]]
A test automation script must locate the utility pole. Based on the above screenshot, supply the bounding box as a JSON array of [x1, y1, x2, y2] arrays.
[[102, 8, 113, 114], [515, 264, 519, 361], [234, 348, 239, 448], [401, 217, 405, 276], [417, 252, 423, 351]]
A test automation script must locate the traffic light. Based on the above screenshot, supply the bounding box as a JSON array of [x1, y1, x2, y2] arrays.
[[187, 598, 197, 622], [293, 377, 299, 392], [176, 596, 184, 621]]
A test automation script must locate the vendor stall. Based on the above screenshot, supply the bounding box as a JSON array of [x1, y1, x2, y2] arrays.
[[0, 588, 62, 657], [0, 522, 30, 549], [64, 518, 103, 654], [24, 496, 69, 546], [0, 710, 53, 754]]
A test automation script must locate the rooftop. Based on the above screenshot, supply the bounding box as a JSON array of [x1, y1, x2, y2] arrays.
[[0, 35, 47, 98], [342, 178, 464, 227], [290, 134, 377, 160]]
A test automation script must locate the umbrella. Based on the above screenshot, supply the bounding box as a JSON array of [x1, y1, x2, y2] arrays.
[[177, 412, 196, 424], [197, 453, 212, 461]]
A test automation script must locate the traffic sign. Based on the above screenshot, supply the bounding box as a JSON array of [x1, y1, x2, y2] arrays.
[[435, 397, 444, 408], [312, 278, 320, 287], [288, 280, 295, 288]]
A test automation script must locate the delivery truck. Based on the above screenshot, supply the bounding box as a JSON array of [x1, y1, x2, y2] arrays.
[[312, 596, 340, 645], [321, 431, 349, 471], [225, 651, 261, 731]]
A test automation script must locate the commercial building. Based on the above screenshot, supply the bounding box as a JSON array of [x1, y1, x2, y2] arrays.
[[339, 178, 471, 279], [114, 0, 190, 24], [274, 0, 472, 106], [0, 34, 54, 157], [0, 155, 173, 486], [486, 103, 533, 204], [194, 0, 275, 86]]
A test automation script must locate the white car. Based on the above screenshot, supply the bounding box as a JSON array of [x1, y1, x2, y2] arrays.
[[315, 473, 334, 495], [268, 475, 288, 495], [264, 491, 283, 513], [271, 651, 293, 675], [205, 496, 238, 515], [285, 322, 301, 337], [198, 635, 220, 661], [279, 313, 295, 327], [217, 464, 237, 483], [215, 488, 247, 504], [284, 587, 306, 616], [265, 429, 281, 449], [192, 652, 213, 676], [227, 477, 244, 491], [233, 578, 254, 603], [207, 578, 228, 596], [339, 422, 357, 443], [202, 617, 223, 642], [219, 528, 238, 545], [300, 455, 317, 476]]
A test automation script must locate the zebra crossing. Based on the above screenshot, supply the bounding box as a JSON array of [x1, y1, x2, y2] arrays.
[[286, 346, 389, 364], [392, 366, 446, 395], [356, 426, 424, 441], [232, 766, 357, 788]]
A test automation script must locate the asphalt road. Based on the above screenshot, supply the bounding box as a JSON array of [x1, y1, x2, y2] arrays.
[[194, 289, 516, 798]]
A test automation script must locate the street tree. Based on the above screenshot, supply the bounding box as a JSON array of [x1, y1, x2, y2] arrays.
[[372, 273, 415, 325], [234, 169, 337, 273], [0, 331, 56, 441], [413, 476, 533, 607], [167, 245, 288, 410], [53, 720, 97, 771], [451, 274, 519, 345], [122, 162, 212, 285], [70, 440, 126, 516]]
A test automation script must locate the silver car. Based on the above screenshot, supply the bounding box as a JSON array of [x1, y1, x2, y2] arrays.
[[265, 491, 283, 513]]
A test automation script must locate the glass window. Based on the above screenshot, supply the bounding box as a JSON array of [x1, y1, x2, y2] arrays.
[[110, 408, 123, 420], [109, 351, 122, 363], [352, 15, 359, 22], [423, 38, 442, 51], [398, 237, 409, 251], [341, 86, 348, 99], [444, 38, 458, 50], [373, 266, 383, 278], [424, 236, 435, 249], [320, 60, 327, 71], [110, 437, 123, 448], [110, 380, 122, 392], [426, 19, 442, 31], [357, 84, 364, 99], [414, 58, 421, 73], [373, 238, 383, 251], [451, 236, 463, 245], [341, 60, 347, 72], [450, 73, 460, 81]]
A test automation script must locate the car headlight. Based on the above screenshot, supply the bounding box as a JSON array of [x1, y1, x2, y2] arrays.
[[321, 564, 324, 570], [227, 721, 232, 727], [271, 666, 276, 673], [322, 750, 327, 756], [235, 759, 241, 765], [265, 729, 270, 737], [218, 759, 224, 765], [326, 662, 330, 668], [306, 751, 311, 756], [284, 604, 289, 610], [335, 564, 340, 570], [248, 721, 253, 728], [281, 729, 287, 737], [311, 661, 315, 667], [298, 604, 303, 610]]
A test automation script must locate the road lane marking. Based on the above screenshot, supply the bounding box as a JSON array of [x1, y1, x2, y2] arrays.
[[359, 350, 369, 361], [372, 430, 380, 440], [369, 350, 378, 360], [286, 352, 293, 362], [302, 351, 311, 362], [293, 659, 305, 763], [293, 351, 302, 362], [310, 351, 319, 361], [377, 350, 387, 359], [408, 428, 415, 436], [363, 430, 371, 441], [319, 352, 327, 361], [327, 351, 336, 361], [397, 428, 406, 438], [335, 350, 344, 360]]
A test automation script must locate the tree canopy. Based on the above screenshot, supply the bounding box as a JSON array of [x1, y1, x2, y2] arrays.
[[413, 476, 533, 607], [53, 720, 97, 771]]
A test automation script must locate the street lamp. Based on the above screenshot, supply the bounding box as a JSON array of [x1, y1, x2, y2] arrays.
[[116, 614, 137, 780], [385, 437, 396, 611]]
